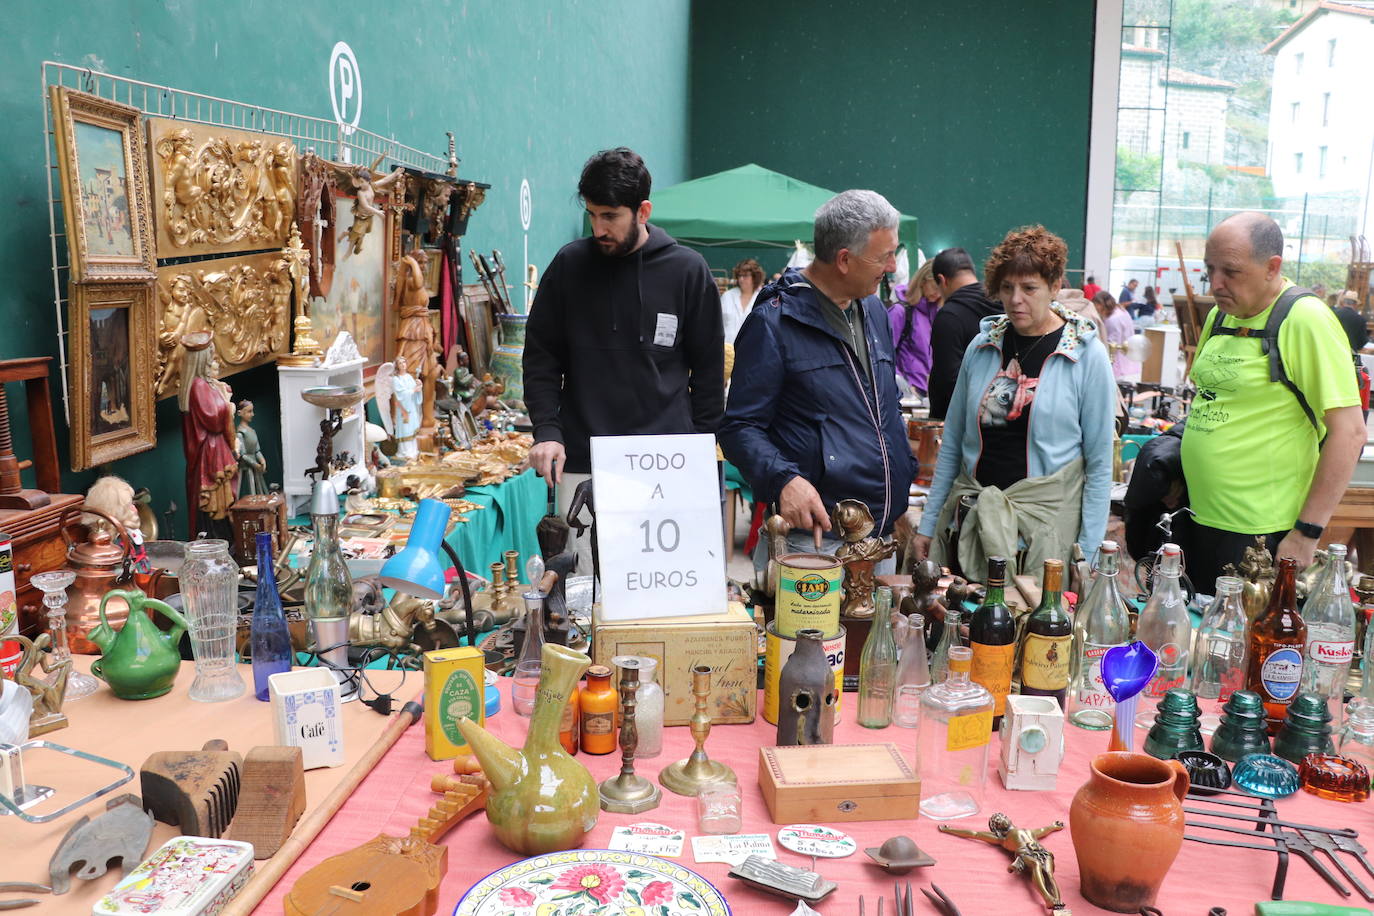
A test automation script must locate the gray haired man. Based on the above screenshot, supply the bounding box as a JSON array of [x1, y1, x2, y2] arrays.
[[720, 190, 917, 560]]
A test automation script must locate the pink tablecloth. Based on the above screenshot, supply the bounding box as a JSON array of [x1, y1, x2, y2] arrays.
[[260, 689, 1373, 914]]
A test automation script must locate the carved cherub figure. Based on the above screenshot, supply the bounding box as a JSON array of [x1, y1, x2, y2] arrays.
[[341, 163, 405, 254], [940, 814, 1069, 913], [834, 499, 896, 618]]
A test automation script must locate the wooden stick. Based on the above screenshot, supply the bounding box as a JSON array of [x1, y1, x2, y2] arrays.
[[217, 697, 424, 916]]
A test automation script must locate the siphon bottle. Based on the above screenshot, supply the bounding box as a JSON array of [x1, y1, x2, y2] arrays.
[[579, 665, 618, 754], [969, 556, 1016, 729], [857, 588, 899, 728], [1018, 559, 1073, 709], [250, 531, 293, 701], [1246, 556, 1307, 734], [1190, 576, 1250, 729], [1300, 544, 1356, 717], [1069, 541, 1132, 730], [918, 645, 993, 820], [892, 613, 931, 728], [1136, 543, 1190, 726]]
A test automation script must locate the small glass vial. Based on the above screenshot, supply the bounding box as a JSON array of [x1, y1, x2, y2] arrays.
[[892, 613, 930, 729], [634, 656, 664, 758], [697, 781, 743, 835], [918, 645, 993, 820], [579, 665, 618, 754]]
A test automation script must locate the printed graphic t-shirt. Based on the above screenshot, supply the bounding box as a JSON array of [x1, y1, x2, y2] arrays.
[[975, 326, 1064, 490], [1181, 281, 1360, 534]]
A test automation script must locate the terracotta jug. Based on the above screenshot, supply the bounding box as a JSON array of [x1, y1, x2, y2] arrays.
[[457, 643, 599, 855], [1070, 751, 1189, 912]]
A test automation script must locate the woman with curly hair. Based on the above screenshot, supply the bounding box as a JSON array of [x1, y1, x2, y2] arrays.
[[913, 226, 1115, 577]]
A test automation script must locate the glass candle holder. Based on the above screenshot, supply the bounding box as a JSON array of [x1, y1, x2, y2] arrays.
[[697, 781, 742, 835], [31, 570, 100, 700]]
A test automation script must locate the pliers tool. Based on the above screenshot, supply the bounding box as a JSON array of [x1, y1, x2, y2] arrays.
[[0, 883, 50, 910]]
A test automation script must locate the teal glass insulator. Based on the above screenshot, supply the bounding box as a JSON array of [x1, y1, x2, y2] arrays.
[[1274, 692, 1336, 764], [1143, 688, 1205, 760], [1210, 690, 1272, 762]]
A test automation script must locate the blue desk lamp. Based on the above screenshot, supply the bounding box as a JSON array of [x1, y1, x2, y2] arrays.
[[380, 498, 477, 645]]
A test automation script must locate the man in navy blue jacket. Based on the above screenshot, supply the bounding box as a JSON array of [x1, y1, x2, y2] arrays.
[[720, 190, 916, 556]]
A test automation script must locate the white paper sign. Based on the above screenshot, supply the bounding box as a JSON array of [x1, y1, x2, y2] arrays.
[[691, 833, 776, 865], [609, 823, 685, 856], [590, 434, 725, 620]]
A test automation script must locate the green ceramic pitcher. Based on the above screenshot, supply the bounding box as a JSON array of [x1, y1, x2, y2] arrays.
[[88, 588, 188, 700]]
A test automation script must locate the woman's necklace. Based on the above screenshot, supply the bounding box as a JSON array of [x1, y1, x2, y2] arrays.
[[1007, 327, 1054, 377]]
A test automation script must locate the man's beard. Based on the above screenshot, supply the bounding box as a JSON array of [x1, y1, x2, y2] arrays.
[[597, 225, 641, 258]]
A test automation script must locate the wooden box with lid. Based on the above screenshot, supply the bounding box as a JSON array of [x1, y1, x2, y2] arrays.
[[758, 743, 921, 824]]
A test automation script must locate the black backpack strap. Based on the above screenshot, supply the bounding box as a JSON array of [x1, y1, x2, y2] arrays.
[[1201, 287, 1319, 429]]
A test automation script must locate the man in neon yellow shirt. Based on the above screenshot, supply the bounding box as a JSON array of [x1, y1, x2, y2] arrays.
[[1181, 212, 1365, 591]]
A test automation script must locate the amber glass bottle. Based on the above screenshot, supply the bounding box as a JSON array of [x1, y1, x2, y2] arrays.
[[559, 683, 580, 754], [969, 556, 1017, 728], [579, 665, 618, 754], [1018, 559, 1073, 708], [1245, 557, 1307, 735]]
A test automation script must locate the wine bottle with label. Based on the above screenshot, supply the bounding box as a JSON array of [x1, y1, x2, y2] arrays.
[[1246, 557, 1307, 735], [969, 556, 1016, 729], [1017, 559, 1072, 709]]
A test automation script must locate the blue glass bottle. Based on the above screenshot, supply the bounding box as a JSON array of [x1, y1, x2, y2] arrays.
[[251, 531, 292, 700]]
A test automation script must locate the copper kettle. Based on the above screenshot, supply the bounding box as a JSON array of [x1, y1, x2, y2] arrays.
[[62, 507, 135, 655]]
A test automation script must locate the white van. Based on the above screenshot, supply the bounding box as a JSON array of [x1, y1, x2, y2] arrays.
[[1107, 256, 1208, 306]]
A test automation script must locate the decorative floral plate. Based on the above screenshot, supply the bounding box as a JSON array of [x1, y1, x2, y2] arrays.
[[453, 850, 730, 916]]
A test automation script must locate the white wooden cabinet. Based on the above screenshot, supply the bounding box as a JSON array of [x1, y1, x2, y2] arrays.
[[278, 357, 368, 517]]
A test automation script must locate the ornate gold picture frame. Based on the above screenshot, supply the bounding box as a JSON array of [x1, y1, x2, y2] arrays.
[[49, 87, 156, 282], [146, 118, 298, 260], [68, 281, 157, 470]]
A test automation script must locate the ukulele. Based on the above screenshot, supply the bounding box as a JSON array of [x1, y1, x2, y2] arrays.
[[284, 773, 489, 916]]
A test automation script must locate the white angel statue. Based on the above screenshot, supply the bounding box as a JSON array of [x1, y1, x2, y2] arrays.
[[374, 357, 422, 462]]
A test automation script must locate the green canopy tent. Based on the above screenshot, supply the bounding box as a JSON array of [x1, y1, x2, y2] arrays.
[[645, 163, 918, 250]]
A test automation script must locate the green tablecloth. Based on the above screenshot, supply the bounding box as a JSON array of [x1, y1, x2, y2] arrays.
[[447, 467, 544, 575]]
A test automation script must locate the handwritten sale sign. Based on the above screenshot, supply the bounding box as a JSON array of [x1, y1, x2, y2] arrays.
[[590, 434, 725, 621]]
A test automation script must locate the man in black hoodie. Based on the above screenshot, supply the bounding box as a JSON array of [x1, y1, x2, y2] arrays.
[[523, 149, 724, 564], [925, 247, 1003, 419]]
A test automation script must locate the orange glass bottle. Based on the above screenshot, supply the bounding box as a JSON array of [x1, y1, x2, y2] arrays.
[[559, 683, 580, 754], [579, 665, 618, 754], [1245, 557, 1307, 735]]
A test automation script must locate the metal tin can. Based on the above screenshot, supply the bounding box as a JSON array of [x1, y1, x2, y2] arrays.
[[763, 621, 846, 725], [0, 533, 18, 678], [774, 553, 842, 639]]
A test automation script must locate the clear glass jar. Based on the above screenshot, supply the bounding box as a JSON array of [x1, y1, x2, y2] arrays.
[[1337, 698, 1374, 780], [918, 645, 992, 820], [633, 656, 664, 758], [181, 539, 246, 702], [893, 613, 930, 729], [697, 781, 742, 834]]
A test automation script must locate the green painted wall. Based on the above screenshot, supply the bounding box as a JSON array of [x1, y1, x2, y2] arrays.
[[688, 0, 1096, 278], [0, 0, 692, 535]]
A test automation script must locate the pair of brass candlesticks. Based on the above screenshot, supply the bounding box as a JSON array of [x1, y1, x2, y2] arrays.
[[598, 662, 737, 813]]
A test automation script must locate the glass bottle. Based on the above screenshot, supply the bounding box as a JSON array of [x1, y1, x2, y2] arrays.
[[579, 664, 618, 754], [893, 613, 931, 728], [1069, 541, 1131, 730], [1136, 543, 1190, 726], [1364, 603, 1374, 705], [250, 531, 292, 701], [918, 646, 993, 820], [969, 556, 1016, 730], [560, 684, 580, 754], [930, 607, 963, 685], [633, 656, 664, 758], [1190, 576, 1250, 733], [1337, 699, 1374, 781], [1301, 544, 1356, 717], [1245, 557, 1308, 735], [512, 590, 547, 716], [304, 480, 353, 681], [858, 587, 898, 728], [179, 540, 245, 703], [1018, 559, 1073, 709]]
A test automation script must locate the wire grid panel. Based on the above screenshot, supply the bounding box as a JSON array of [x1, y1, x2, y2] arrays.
[[42, 61, 450, 421]]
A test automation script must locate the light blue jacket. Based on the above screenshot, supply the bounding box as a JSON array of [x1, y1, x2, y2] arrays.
[[916, 303, 1116, 553]]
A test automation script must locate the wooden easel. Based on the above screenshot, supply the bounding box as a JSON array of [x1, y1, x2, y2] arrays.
[[1174, 242, 1204, 375]]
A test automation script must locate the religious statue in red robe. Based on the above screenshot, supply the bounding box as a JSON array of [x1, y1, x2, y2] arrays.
[[178, 333, 238, 539]]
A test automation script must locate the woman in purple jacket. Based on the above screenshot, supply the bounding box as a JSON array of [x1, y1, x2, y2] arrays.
[[888, 258, 941, 396]]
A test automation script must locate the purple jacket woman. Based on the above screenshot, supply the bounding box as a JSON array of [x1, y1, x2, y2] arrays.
[[887, 287, 939, 394]]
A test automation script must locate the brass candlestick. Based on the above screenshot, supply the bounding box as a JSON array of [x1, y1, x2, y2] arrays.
[[278, 226, 323, 367], [659, 664, 737, 796], [599, 657, 661, 813]]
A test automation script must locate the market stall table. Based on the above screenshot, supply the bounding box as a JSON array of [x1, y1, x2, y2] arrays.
[[0, 656, 411, 912], [260, 687, 1367, 915]]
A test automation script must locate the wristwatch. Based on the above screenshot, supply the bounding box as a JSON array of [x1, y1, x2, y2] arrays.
[[1293, 520, 1324, 540]]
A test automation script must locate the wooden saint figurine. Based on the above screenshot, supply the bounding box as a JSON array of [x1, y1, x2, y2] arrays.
[[834, 499, 896, 619], [394, 247, 440, 433], [14, 633, 71, 736], [179, 333, 238, 539], [236, 400, 268, 496], [939, 814, 1069, 913]]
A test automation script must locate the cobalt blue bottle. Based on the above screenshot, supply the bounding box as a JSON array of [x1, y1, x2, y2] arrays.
[[251, 531, 292, 700]]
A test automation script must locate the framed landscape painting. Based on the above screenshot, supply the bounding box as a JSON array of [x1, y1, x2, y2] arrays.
[[50, 87, 155, 282], [69, 281, 157, 470]]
